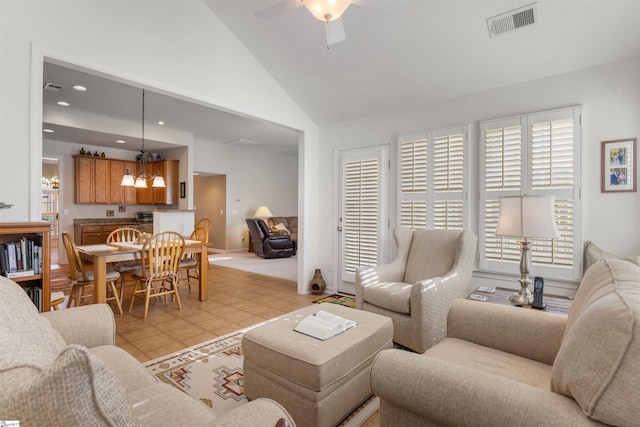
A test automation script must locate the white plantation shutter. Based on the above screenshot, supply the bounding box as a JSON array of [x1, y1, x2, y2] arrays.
[[432, 130, 466, 230], [401, 137, 427, 193], [480, 107, 581, 280], [343, 158, 380, 279], [401, 200, 427, 229], [398, 126, 468, 231], [484, 124, 522, 191]]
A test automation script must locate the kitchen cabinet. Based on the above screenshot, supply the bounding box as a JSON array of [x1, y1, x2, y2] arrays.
[[94, 158, 110, 204], [75, 156, 95, 204], [109, 160, 138, 204], [74, 156, 178, 205], [74, 222, 152, 245], [136, 159, 179, 205]]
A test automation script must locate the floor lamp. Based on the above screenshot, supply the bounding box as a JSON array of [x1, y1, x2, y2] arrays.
[[495, 195, 560, 305], [254, 206, 274, 228]]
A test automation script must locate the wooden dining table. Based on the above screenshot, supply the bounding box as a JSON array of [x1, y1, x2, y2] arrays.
[[76, 239, 208, 304]]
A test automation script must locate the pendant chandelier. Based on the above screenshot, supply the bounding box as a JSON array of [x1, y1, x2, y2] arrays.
[[121, 89, 165, 188]]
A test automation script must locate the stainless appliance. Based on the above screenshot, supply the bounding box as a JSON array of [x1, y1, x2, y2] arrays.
[[136, 211, 153, 222]]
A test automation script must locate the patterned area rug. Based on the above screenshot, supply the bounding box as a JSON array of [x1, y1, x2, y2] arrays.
[[313, 293, 356, 309], [144, 315, 377, 426]]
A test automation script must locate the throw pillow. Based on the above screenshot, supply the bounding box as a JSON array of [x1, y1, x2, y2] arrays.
[[274, 223, 289, 233], [551, 259, 640, 425], [583, 241, 640, 273], [0, 344, 136, 426]]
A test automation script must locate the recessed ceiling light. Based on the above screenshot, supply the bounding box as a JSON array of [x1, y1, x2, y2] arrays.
[[57, 101, 70, 107], [157, 121, 165, 125], [43, 128, 55, 133], [73, 85, 87, 91], [116, 139, 126, 144]]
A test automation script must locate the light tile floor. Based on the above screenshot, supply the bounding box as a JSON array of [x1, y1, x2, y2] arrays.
[[102, 263, 378, 426], [114, 264, 318, 361]]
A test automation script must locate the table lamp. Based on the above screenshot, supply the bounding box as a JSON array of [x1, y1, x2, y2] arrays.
[[495, 195, 560, 305]]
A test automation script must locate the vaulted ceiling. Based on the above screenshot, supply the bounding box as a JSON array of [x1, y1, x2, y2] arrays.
[[42, 1, 640, 156]]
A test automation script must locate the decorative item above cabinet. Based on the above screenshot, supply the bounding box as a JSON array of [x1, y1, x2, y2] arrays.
[[74, 155, 178, 205]]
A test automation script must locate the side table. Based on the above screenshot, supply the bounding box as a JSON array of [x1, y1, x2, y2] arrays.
[[467, 287, 572, 315]]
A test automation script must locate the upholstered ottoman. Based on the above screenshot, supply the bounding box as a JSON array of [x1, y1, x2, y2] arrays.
[[242, 304, 393, 427]]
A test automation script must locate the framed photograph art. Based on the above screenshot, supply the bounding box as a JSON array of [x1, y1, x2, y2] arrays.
[[180, 181, 186, 198], [601, 138, 636, 193]]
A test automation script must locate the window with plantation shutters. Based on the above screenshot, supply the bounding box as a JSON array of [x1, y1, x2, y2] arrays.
[[480, 107, 581, 281], [398, 126, 468, 231]]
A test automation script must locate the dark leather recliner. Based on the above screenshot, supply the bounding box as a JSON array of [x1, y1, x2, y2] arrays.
[[246, 218, 297, 259]]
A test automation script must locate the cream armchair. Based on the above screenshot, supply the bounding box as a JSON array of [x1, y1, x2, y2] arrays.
[[370, 259, 640, 427], [355, 227, 477, 353]]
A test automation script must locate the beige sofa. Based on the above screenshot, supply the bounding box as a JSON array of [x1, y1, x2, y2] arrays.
[[0, 275, 295, 426], [370, 259, 640, 426], [268, 216, 297, 241]]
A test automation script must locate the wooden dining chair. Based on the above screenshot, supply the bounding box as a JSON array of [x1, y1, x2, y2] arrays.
[[61, 231, 123, 314], [106, 227, 142, 302], [177, 226, 208, 292], [196, 218, 211, 238], [50, 291, 66, 310], [128, 231, 184, 319]]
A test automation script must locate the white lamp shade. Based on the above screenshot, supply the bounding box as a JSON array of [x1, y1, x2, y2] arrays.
[[121, 173, 135, 187], [303, 0, 351, 22], [152, 175, 166, 188], [495, 195, 560, 239], [254, 206, 273, 218], [134, 176, 148, 188]]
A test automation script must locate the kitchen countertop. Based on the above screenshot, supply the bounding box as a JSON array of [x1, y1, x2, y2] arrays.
[[73, 218, 150, 225]]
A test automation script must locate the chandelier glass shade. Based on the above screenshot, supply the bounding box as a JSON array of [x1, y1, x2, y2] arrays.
[[303, 0, 351, 22], [121, 89, 165, 189]]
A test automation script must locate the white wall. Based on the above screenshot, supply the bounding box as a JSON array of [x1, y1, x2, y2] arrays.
[[194, 139, 299, 250], [319, 57, 640, 295], [0, 0, 319, 293]]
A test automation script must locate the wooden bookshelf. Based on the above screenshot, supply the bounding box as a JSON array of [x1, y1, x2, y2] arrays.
[[0, 222, 51, 311]]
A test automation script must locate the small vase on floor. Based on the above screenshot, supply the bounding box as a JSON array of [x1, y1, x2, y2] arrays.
[[310, 269, 326, 295]]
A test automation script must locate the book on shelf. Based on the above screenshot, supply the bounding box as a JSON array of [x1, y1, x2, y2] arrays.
[[294, 310, 358, 340], [0, 239, 42, 276], [6, 269, 35, 279], [6, 242, 18, 273]]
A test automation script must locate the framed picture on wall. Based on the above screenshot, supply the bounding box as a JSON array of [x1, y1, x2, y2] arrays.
[[180, 182, 186, 198], [601, 138, 636, 193]]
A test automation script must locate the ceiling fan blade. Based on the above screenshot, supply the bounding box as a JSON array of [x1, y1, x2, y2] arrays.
[[255, 0, 302, 20], [352, 0, 404, 12], [326, 18, 346, 46]]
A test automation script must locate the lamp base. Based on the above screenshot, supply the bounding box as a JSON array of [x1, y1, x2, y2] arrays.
[[509, 287, 532, 306]]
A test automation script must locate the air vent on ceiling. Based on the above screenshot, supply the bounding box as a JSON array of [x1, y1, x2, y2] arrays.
[[487, 2, 538, 38], [43, 82, 63, 91]]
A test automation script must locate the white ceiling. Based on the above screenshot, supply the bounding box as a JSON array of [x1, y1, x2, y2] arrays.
[[205, 0, 640, 125], [42, 1, 640, 156], [42, 62, 301, 155]]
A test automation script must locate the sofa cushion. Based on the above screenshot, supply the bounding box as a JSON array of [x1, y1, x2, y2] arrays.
[[426, 338, 553, 390], [127, 382, 215, 425], [583, 240, 640, 273], [362, 281, 412, 314], [269, 216, 298, 239], [404, 230, 457, 284], [89, 345, 157, 393], [551, 259, 640, 426], [0, 344, 136, 426]]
